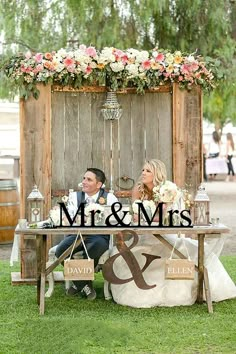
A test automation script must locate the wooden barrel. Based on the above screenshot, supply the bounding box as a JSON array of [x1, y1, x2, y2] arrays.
[[0, 179, 19, 243]]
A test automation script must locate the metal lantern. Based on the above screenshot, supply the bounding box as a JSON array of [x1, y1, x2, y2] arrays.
[[193, 185, 210, 226], [101, 91, 122, 121], [101, 91, 122, 193], [27, 185, 44, 222]]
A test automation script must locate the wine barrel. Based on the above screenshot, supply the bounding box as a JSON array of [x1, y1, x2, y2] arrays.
[[0, 179, 19, 243]]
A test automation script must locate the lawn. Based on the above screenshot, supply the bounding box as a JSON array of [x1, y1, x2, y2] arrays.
[[0, 257, 236, 354]]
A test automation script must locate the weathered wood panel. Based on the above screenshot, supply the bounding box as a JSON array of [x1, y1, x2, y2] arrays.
[[156, 93, 173, 180], [130, 94, 146, 182], [91, 93, 106, 169], [118, 95, 132, 187], [20, 85, 51, 279], [51, 90, 173, 196], [51, 91, 65, 192], [173, 83, 202, 193], [20, 86, 51, 215]]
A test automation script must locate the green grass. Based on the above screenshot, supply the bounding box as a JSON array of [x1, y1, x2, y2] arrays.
[[0, 257, 236, 354]]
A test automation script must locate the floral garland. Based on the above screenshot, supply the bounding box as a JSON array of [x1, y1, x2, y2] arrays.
[[3, 45, 218, 99]]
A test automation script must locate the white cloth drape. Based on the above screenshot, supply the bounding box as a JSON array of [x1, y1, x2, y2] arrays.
[[110, 234, 236, 308]]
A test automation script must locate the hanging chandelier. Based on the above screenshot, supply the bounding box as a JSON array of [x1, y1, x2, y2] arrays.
[[101, 91, 122, 120]]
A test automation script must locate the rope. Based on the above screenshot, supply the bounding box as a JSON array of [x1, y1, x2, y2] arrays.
[[68, 232, 91, 261]]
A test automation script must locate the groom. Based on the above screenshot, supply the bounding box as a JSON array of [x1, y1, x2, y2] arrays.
[[55, 167, 118, 300]]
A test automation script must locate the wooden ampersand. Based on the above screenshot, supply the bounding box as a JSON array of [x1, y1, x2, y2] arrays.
[[102, 230, 161, 290]]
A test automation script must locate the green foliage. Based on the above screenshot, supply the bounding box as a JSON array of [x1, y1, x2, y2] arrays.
[[0, 258, 236, 353], [0, 0, 235, 126]]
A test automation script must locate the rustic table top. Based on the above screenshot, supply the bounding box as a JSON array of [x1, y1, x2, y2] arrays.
[[15, 224, 230, 236]]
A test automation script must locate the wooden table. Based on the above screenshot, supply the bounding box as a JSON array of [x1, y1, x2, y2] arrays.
[[15, 225, 230, 315]]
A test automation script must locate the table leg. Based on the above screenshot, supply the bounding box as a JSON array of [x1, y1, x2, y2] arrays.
[[36, 235, 41, 306], [197, 234, 204, 304], [204, 267, 213, 313], [39, 234, 47, 315]]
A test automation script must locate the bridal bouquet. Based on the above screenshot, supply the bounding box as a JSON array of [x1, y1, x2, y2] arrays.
[[153, 180, 181, 205], [132, 199, 156, 219]]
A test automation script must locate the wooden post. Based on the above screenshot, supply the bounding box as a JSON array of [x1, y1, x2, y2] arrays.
[[20, 85, 51, 280], [172, 83, 203, 194]]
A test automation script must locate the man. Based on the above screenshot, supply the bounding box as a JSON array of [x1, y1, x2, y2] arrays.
[[55, 168, 118, 300]]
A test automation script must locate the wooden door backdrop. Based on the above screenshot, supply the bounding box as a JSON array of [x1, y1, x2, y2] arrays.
[[20, 83, 202, 217], [51, 89, 172, 199]]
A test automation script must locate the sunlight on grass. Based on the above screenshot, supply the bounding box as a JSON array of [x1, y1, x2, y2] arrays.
[[0, 257, 236, 353]]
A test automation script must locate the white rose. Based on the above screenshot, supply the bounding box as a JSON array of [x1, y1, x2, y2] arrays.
[[55, 63, 65, 73], [135, 50, 149, 63], [126, 64, 139, 76], [175, 51, 182, 57], [127, 48, 139, 57], [56, 48, 67, 58], [99, 47, 116, 63], [165, 53, 174, 64], [110, 62, 125, 72], [187, 55, 195, 62]]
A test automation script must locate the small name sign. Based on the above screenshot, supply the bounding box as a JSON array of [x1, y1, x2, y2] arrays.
[[165, 259, 195, 280], [64, 259, 94, 280]]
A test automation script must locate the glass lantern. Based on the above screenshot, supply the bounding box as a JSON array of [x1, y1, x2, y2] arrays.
[[27, 185, 44, 222], [193, 185, 210, 226]]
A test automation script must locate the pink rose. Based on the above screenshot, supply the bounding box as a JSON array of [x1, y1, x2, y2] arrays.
[[63, 57, 75, 67], [34, 53, 43, 63], [190, 62, 199, 72], [85, 66, 92, 74], [67, 65, 75, 73], [121, 54, 128, 64], [79, 44, 86, 51], [25, 51, 32, 59], [142, 60, 151, 70], [155, 53, 165, 62], [181, 64, 190, 74], [85, 46, 97, 57]]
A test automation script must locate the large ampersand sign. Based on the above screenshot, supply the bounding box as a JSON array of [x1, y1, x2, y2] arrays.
[[102, 230, 161, 290]]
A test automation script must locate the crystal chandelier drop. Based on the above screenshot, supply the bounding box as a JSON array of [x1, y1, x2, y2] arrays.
[[101, 91, 122, 120]]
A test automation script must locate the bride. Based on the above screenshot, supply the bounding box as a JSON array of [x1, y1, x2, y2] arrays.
[[109, 159, 236, 308]]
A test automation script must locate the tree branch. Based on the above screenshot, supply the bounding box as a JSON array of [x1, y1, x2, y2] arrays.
[[1, 39, 38, 52]]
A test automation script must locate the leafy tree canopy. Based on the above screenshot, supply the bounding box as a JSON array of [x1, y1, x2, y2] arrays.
[[0, 0, 235, 128]]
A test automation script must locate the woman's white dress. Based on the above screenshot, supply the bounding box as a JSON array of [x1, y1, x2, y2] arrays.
[[110, 234, 236, 308]]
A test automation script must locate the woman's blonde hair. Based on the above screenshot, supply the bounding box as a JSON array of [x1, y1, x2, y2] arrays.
[[137, 159, 167, 200]]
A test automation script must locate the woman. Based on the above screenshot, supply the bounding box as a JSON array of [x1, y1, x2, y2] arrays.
[[226, 133, 235, 181], [208, 131, 221, 158], [110, 159, 236, 308], [132, 159, 167, 223], [132, 159, 166, 200], [208, 131, 221, 179]]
